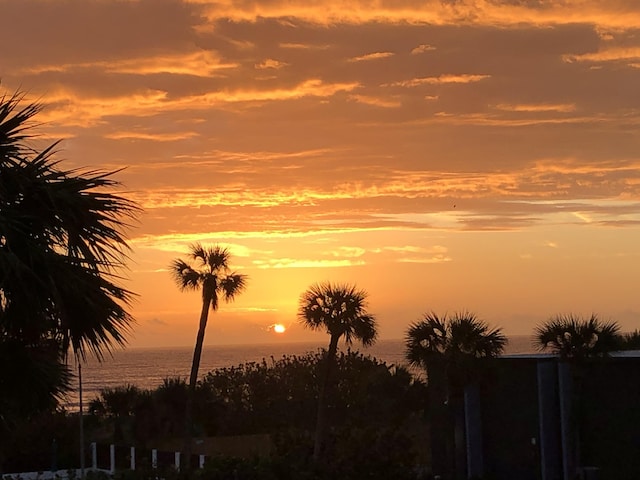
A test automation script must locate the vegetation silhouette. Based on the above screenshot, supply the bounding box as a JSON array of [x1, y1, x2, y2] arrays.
[[534, 313, 620, 360], [405, 311, 507, 479], [297, 282, 378, 462], [534, 313, 621, 478], [170, 243, 247, 468], [405, 311, 507, 384], [77, 350, 427, 479], [0, 89, 138, 464], [4, 307, 639, 478], [617, 329, 640, 350]]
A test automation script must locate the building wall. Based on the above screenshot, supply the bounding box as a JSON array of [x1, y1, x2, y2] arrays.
[[474, 355, 640, 480], [579, 357, 640, 480], [480, 358, 542, 480]]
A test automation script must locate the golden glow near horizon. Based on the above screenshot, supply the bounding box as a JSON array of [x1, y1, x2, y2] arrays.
[[2, 0, 639, 348]]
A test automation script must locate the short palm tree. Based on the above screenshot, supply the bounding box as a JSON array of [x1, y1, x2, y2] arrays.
[[534, 313, 620, 360], [170, 243, 247, 466], [534, 313, 620, 477], [405, 311, 507, 386], [298, 281, 377, 461], [405, 311, 506, 479], [618, 329, 640, 350]]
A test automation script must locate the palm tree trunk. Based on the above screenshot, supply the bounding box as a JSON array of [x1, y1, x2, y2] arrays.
[[558, 361, 576, 480], [183, 295, 212, 470], [313, 334, 339, 462]]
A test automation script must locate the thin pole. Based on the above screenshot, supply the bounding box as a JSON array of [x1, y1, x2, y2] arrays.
[[79, 362, 85, 478]]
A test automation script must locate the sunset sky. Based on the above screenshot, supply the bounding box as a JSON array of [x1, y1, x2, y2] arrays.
[[2, 0, 639, 349]]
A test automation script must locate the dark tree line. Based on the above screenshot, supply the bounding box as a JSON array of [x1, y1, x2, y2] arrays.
[[76, 350, 426, 480], [86, 350, 427, 445]]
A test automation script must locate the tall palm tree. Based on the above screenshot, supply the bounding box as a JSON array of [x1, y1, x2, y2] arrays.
[[1, 90, 139, 425], [170, 243, 247, 466], [298, 281, 377, 461], [405, 311, 506, 479]]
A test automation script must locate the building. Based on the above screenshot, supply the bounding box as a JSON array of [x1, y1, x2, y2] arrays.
[[427, 352, 640, 480]]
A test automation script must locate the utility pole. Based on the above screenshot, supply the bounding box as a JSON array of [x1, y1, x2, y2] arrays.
[[79, 362, 85, 478]]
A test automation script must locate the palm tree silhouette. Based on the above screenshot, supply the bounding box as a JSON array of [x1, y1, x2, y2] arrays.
[[534, 313, 620, 478], [297, 281, 377, 461], [618, 329, 640, 350], [170, 243, 247, 467], [534, 313, 619, 360], [406, 311, 507, 385], [405, 311, 506, 479], [1, 90, 139, 425]]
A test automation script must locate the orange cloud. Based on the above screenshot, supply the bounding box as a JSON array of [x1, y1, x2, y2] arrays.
[[532, 158, 640, 176], [19, 51, 237, 77], [35, 79, 360, 127], [348, 52, 395, 62], [188, 1, 640, 30], [493, 103, 576, 113], [280, 42, 331, 50], [252, 258, 365, 269], [564, 47, 640, 64], [388, 74, 490, 87], [104, 131, 199, 142], [255, 59, 289, 69], [411, 44, 436, 54], [348, 94, 401, 108]]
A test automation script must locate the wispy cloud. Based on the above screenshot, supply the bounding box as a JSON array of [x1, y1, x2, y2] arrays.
[[387, 74, 490, 87], [252, 258, 366, 269], [19, 51, 238, 77], [348, 52, 394, 62], [36, 79, 360, 126], [104, 131, 199, 142], [348, 94, 401, 108], [564, 47, 640, 64], [190, 1, 640, 30], [494, 103, 576, 113], [411, 44, 436, 54], [255, 58, 289, 69]]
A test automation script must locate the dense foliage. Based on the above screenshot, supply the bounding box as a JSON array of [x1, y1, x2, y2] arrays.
[[0, 89, 138, 469], [80, 350, 428, 478], [87, 350, 426, 440], [199, 349, 422, 435]]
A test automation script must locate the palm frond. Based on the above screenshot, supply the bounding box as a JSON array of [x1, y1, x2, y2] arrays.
[[220, 272, 248, 302], [207, 246, 231, 272], [170, 259, 202, 291], [0, 90, 42, 159], [404, 312, 448, 369], [534, 313, 620, 359], [1, 89, 139, 367], [189, 243, 208, 266]]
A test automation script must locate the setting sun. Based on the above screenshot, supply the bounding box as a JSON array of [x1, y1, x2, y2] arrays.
[[273, 324, 286, 334]]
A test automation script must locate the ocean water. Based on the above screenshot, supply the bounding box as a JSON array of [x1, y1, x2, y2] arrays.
[[65, 335, 537, 409]]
